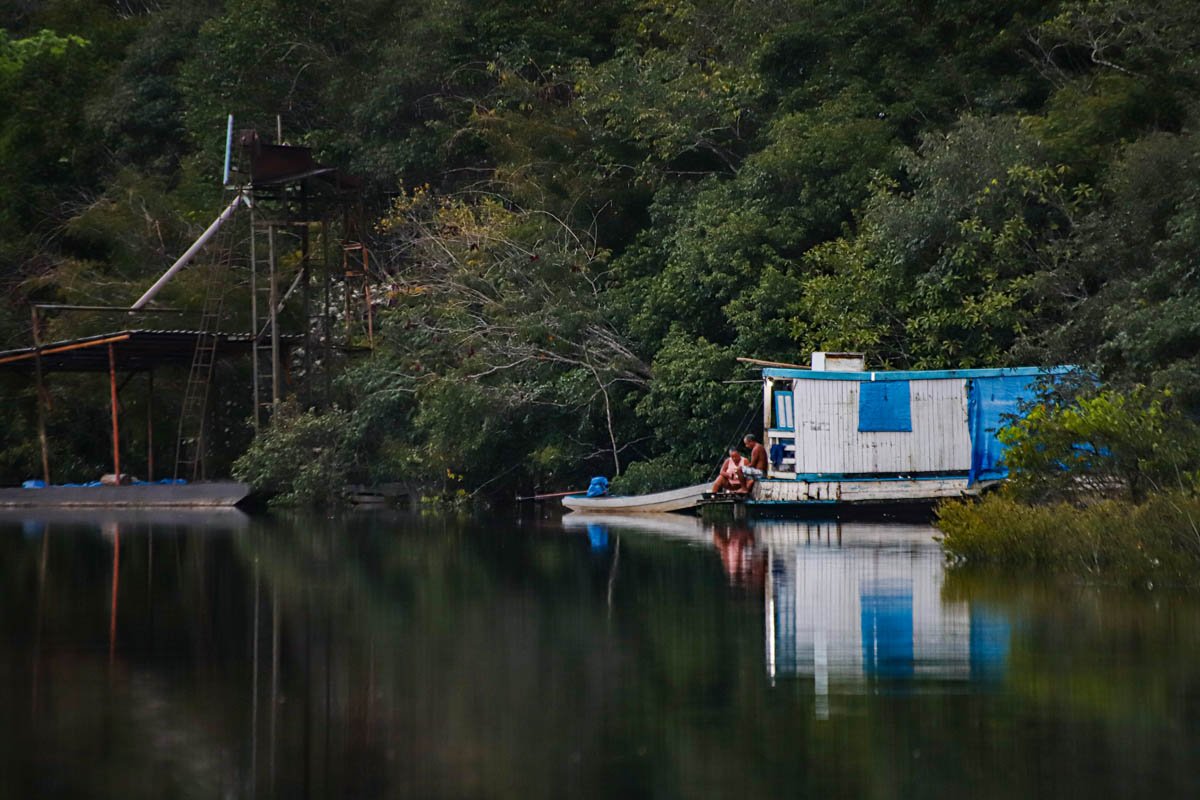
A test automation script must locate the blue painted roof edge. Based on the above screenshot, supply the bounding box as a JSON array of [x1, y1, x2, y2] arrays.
[[762, 365, 1077, 381]]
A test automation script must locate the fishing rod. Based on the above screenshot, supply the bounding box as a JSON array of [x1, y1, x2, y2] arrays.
[[515, 489, 584, 502]]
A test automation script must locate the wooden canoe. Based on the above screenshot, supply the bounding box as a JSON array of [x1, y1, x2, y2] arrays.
[[561, 482, 709, 514]]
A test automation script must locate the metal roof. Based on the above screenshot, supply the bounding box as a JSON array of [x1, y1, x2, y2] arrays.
[[761, 365, 1077, 382], [0, 329, 300, 373]]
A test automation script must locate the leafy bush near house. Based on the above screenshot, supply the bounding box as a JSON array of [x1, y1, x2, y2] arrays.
[[232, 403, 361, 506], [1000, 387, 1200, 503], [609, 455, 710, 496]]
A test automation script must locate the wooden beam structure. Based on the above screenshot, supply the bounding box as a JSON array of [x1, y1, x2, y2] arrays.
[[108, 343, 121, 478]]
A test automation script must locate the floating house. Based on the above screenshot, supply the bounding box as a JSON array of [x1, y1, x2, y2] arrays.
[[757, 353, 1072, 507]]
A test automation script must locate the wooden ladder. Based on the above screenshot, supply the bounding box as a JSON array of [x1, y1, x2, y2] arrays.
[[173, 198, 239, 481]]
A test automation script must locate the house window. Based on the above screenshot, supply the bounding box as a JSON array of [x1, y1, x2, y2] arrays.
[[772, 390, 794, 430]]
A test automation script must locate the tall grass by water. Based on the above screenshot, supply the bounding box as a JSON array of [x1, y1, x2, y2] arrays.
[[938, 491, 1200, 585]]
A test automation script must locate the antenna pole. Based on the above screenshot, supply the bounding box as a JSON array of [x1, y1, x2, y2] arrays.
[[222, 114, 234, 186]]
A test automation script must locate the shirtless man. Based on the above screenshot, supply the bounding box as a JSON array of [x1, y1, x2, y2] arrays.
[[711, 448, 753, 495], [743, 434, 768, 479]]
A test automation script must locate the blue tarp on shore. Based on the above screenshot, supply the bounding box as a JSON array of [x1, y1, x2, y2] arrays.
[[22, 478, 189, 489]]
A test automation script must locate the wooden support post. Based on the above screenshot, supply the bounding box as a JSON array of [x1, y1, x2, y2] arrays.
[[30, 308, 50, 485], [269, 224, 281, 409], [108, 343, 121, 478], [343, 246, 352, 342], [301, 187, 311, 408], [322, 219, 332, 407], [250, 196, 261, 432], [146, 371, 155, 482], [362, 246, 374, 349]]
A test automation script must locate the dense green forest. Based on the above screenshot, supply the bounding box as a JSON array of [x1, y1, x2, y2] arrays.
[[3, 0, 1199, 499]]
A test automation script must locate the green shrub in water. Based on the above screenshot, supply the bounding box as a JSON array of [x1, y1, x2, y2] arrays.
[[232, 402, 361, 506], [938, 491, 1200, 585]]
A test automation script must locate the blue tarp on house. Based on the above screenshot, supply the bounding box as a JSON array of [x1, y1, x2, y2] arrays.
[[966, 375, 1040, 484]]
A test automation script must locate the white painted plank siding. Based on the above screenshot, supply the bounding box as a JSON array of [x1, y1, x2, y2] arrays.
[[790, 379, 972, 474]]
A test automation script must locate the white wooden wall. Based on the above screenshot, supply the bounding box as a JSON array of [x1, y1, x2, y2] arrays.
[[787, 379, 972, 474]]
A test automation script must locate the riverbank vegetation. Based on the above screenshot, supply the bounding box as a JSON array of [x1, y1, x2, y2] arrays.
[[938, 388, 1200, 584], [4, 1, 1200, 502]]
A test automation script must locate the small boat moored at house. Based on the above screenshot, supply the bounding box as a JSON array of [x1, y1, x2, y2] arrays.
[[561, 482, 710, 514]]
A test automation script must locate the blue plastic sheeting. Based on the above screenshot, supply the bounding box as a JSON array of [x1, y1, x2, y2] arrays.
[[20, 477, 189, 489], [858, 381, 912, 432], [586, 476, 609, 497], [967, 375, 1039, 484]]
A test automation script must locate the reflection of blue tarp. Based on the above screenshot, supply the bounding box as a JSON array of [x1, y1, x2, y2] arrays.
[[586, 523, 609, 552], [969, 605, 1011, 681], [967, 376, 1039, 484], [861, 580, 913, 678], [858, 381, 912, 432]]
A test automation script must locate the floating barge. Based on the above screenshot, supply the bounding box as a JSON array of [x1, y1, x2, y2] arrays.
[[0, 481, 251, 508]]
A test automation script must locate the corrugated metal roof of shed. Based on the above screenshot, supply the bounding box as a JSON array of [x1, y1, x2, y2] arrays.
[[762, 365, 1076, 382], [0, 329, 303, 373]]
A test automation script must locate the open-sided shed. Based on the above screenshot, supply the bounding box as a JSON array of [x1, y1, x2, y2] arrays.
[[0, 327, 299, 485]]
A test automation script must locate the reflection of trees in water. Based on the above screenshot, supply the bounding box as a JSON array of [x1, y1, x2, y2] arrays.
[[233, 515, 812, 797], [3, 517, 252, 797], [944, 569, 1200, 725], [6, 515, 1200, 797], [234, 514, 646, 797]]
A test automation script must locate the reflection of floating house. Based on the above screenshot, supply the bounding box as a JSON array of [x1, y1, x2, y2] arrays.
[[761, 521, 1009, 716], [755, 352, 1072, 507]]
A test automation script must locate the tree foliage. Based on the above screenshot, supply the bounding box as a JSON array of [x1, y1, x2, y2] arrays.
[[4, 0, 1200, 499], [999, 387, 1200, 503]]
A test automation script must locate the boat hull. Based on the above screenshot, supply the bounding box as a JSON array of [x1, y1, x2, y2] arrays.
[[561, 482, 709, 513]]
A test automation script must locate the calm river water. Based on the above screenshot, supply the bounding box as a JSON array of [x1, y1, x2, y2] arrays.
[[2, 508, 1199, 798]]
